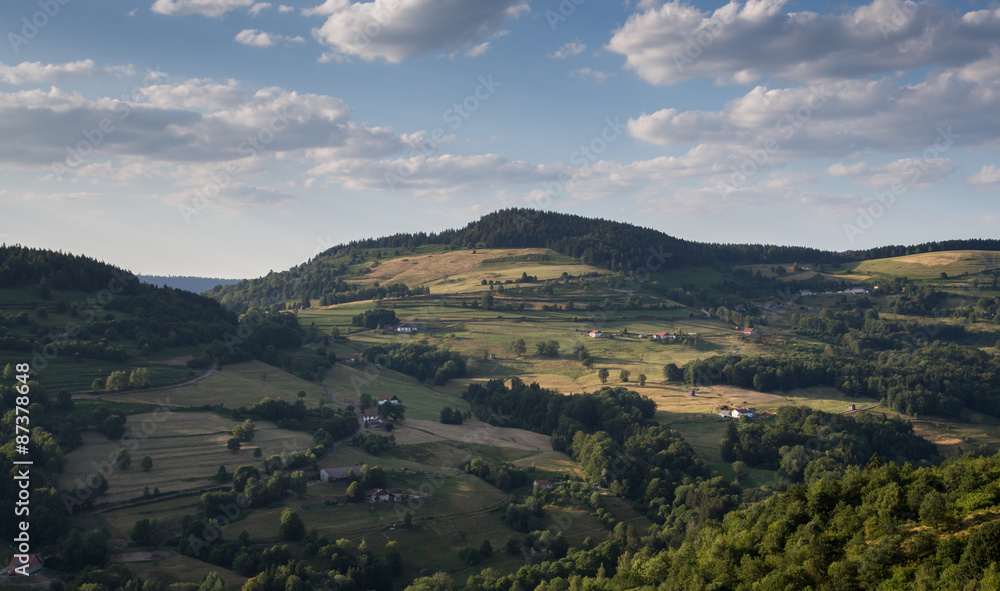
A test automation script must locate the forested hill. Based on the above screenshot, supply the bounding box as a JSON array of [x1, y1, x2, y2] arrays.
[[318, 208, 837, 270], [206, 208, 1000, 313]]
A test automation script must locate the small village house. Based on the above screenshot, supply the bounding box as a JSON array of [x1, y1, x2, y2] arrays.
[[377, 394, 400, 405]]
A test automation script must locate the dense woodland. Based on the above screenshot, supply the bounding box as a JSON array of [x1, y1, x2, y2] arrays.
[[720, 406, 938, 476]]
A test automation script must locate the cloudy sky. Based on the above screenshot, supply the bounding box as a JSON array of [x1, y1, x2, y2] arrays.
[[1, 0, 998, 278]]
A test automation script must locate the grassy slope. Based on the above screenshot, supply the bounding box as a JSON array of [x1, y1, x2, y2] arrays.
[[59, 411, 314, 504], [104, 360, 330, 410]]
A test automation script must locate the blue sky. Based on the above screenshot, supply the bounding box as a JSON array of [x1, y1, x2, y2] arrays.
[[1, 0, 998, 278]]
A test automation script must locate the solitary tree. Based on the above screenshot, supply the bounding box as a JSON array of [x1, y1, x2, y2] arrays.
[[115, 448, 131, 469], [279, 509, 306, 541], [511, 338, 527, 356], [619, 369, 631, 383], [140, 456, 153, 471], [227, 437, 241, 453], [346, 481, 364, 503], [637, 374, 647, 387], [598, 368, 609, 384]]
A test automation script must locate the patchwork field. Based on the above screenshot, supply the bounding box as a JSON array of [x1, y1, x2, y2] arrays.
[[391, 419, 552, 451], [104, 360, 330, 409], [59, 411, 314, 504]]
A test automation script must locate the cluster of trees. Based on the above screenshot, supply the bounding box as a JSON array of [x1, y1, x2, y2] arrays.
[[318, 282, 428, 306], [684, 341, 1000, 418], [720, 406, 938, 477], [439, 406, 464, 424], [362, 342, 466, 385], [461, 457, 529, 491], [351, 432, 394, 455], [351, 307, 399, 329], [535, 340, 561, 358], [92, 367, 150, 392]]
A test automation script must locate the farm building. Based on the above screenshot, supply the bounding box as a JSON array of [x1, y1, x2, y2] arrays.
[[397, 323, 418, 333], [1, 554, 43, 576], [533, 480, 554, 489], [652, 332, 676, 341], [347, 353, 363, 363], [377, 394, 400, 405], [589, 330, 604, 338], [366, 488, 400, 502], [742, 327, 755, 337], [362, 409, 381, 425], [731, 407, 756, 418]]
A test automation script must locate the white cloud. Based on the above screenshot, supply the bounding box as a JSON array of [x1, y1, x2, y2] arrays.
[[570, 68, 612, 84], [0, 81, 409, 173], [307, 153, 555, 197], [627, 55, 1000, 164], [827, 158, 958, 190], [249, 2, 271, 16], [549, 40, 585, 59], [607, 0, 1000, 86], [138, 78, 247, 110], [278, 3, 294, 11], [235, 29, 306, 47], [0, 60, 134, 84], [309, 0, 529, 63], [967, 164, 1000, 190], [151, 0, 256, 17], [465, 42, 491, 58]]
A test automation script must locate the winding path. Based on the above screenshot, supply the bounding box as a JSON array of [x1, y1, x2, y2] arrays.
[[71, 362, 219, 400]]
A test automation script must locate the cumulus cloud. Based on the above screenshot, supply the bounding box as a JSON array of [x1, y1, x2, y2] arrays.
[[570, 68, 612, 84], [308, 0, 529, 63], [607, 0, 1000, 85], [967, 164, 1000, 190], [627, 54, 1000, 164], [137, 78, 247, 110], [0, 60, 134, 84], [150, 0, 256, 17], [550, 40, 585, 58], [235, 29, 306, 47], [0, 81, 410, 175], [307, 152, 556, 197], [248, 2, 271, 16]]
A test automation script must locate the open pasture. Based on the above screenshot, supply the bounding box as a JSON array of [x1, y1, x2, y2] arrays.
[[104, 360, 330, 409], [847, 250, 1000, 280]]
